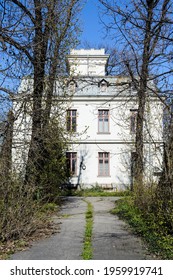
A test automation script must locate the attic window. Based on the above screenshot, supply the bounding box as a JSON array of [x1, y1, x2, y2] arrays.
[[98, 79, 109, 92], [67, 80, 77, 93]]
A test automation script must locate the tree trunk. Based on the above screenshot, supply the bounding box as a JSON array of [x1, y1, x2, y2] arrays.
[[25, 0, 47, 185], [134, 1, 154, 186], [0, 110, 14, 178], [158, 116, 173, 200]]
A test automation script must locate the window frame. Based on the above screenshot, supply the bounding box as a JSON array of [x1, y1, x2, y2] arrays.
[[98, 152, 110, 177], [98, 109, 110, 134], [66, 152, 77, 176], [66, 109, 77, 132]]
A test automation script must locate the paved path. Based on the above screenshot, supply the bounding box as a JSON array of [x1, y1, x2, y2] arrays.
[[87, 197, 150, 260], [11, 197, 86, 260], [11, 197, 152, 260]]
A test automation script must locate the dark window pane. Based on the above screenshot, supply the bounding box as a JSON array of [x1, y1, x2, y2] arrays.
[[72, 159, 76, 174], [67, 119, 71, 131], [72, 118, 76, 131]]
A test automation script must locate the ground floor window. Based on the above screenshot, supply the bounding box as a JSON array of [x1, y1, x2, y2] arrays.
[[98, 152, 110, 176], [66, 152, 77, 176]]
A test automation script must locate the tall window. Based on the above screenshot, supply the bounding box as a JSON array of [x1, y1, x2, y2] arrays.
[[98, 152, 110, 176], [66, 152, 77, 176], [130, 110, 137, 134], [67, 110, 77, 132], [98, 110, 109, 133]]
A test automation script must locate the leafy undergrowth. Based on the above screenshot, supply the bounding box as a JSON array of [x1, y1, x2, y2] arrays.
[[82, 200, 93, 260], [0, 203, 59, 259], [111, 197, 173, 259]]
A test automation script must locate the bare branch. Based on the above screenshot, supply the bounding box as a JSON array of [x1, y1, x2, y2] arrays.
[[11, 0, 35, 24], [0, 33, 34, 64]]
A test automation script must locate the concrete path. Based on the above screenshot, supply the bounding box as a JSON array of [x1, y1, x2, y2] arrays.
[[11, 197, 86, 260], [87, 197, 151, 260], [11, 197, 152, 260]]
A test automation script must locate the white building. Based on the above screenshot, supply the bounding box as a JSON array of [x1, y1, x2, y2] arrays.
[[12, 49, 164, 190]]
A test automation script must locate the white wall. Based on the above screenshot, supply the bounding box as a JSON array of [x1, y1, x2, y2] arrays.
[[67, 49, 109, 76], [12, 71, 164, 188], [67, 94, 163, 188], [68, 97, 163, 143], [68, 143, 131, 189]]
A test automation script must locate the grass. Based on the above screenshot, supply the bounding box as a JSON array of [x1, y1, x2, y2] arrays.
[[61, 214, 72, 218], [82, 200, 94, 260], [69, 186, 131, 197], [111, 196, 173, 259]]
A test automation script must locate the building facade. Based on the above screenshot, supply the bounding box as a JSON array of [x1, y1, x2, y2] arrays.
[[12, 49, 164, 190]]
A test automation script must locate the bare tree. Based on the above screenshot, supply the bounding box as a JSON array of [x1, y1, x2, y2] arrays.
[[99, 0, 173, 187], [0, 0, 82, 185]]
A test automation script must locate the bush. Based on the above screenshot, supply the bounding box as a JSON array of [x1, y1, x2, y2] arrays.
[[0, 175, 40, 241]]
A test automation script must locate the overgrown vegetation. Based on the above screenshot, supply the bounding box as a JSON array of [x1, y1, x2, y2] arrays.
[[82, 200, 93, 260], [0, 109, 66, 254], [0, 174, 59, 259], [112, 193, 173, 259], [37, 118, 70, 201], [0, 0, 81, 252], [0, 179, 38, 242]]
